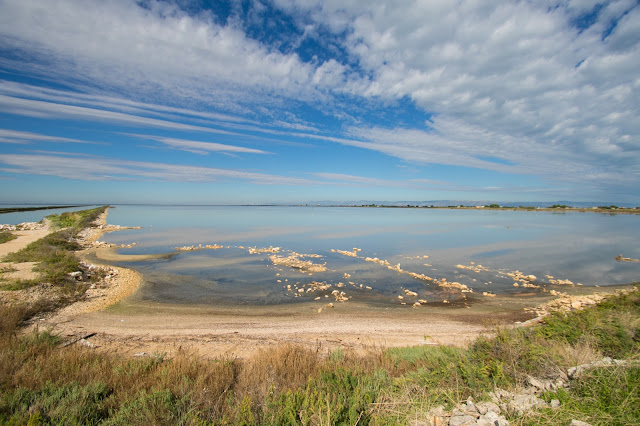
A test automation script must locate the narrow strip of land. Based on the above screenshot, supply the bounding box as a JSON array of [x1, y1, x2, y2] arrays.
[[0, 205, 85, 214]]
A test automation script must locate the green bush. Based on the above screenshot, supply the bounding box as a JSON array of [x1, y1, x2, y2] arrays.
[[537, 290, 640, 358]]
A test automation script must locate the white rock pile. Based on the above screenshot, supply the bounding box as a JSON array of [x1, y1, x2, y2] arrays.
[[0, 222, 45, 231]]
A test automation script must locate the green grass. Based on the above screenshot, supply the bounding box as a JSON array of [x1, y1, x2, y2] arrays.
[[0, 279, 39, 291], [46, 207, 106, 230], [0, 231, 17, 244], [522, 365, 640, 425]]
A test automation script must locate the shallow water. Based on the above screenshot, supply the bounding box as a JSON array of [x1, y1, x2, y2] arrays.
[[95, 205, 640, 306]]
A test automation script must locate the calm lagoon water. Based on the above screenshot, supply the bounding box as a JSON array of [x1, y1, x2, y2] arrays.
[[96, 205, 640, 306]]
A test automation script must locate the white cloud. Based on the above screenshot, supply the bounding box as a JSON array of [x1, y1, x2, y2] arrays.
[[0, 129, 103, 145], [0, 94, 242, 134], [312, 172, 469, 190], [0, 80, 322, 144], [0, 0, 337, 107], [0, 153, 317, 185], [312, 172, 409, 187], [0, 80, 254, 125], [273, 0, 640, 194], [129, 134, 270, 155]]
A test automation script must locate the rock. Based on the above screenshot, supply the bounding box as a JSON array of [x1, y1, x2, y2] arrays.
[[550, 399, 560, 408], [526, 375, 554, 391], [570, 421, 592, 426], [429, 405, 446, 416], [568, 357, 617, 379], [78, 338, 97, 348], [449, 415, 477, 426], [430, 417, 446, 426], [475, 401, 500, 415], [481, 411, 509, 426], [527, 375, 545, 390], [466, 398, 478, 413], [452, 408, 466, 417], [508, 394, 547, 413]]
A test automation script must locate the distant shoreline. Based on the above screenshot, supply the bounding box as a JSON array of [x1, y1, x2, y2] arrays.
[[0, 205, 85, 214], [4, 203, 637, 216], [238, 204, 640, 215], [334, 205, 640, 214]]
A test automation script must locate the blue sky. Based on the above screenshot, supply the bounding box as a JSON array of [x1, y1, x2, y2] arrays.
[[0, 0, 639, 205]]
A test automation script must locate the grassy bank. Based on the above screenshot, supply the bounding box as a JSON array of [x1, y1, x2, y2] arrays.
[[0, 206, 638, 424]]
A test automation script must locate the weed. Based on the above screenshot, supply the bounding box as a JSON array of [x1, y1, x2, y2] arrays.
[[0, 231, 17, 244], [0, 279, 39, 291], [0, 265, 17, 274], [524, 365, 640, 425], [1, 381, 112, 425], [0, 304, 31, 336]]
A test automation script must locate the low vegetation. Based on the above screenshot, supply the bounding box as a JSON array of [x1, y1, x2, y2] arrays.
[[45, 207, 106, 231], [0, 231, 16, 244]]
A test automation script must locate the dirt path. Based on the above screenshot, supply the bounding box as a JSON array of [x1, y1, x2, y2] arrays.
[[0, 224, 51, 280]]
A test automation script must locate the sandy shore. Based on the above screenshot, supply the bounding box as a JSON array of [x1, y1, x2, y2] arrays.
[[9, 208, 630, 359], [47, 301, 513, 358], [47, 211, 145, 319]]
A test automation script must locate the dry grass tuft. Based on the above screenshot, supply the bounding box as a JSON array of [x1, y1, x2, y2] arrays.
[[238, 343, 320, 404]]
